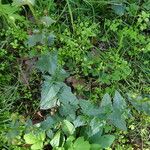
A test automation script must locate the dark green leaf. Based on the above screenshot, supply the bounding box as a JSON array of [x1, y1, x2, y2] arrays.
[[112, 4, 126, 16], [109, 109, 127, 131], [40, 83, 61, 110], [128, 94, 150, 115], [58, 84, 78, 105], [113, 91, 126, 110], [79, 100, 100, 116], [36, 52, 57, 75], [90, 134, 115, 148], [101, 93, 112, 107]]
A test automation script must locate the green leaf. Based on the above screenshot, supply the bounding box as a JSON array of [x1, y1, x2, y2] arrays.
[[58, 84, 78, 105], [109, 109, 127, 131], [24, 132, 45, 149], [101, 93, 112, 107], [90, 144, 101, 150], [36, 53, 57, 75], [38, 132, 45, 141], [59, 103, 77, 120], [40, 116, 55, 130], [113, 91, 126, 110], [128, 94, 150, 115], [40, 83, 61, 110], [79, 100, 100, 116], [65, 136, 75, 149], [90, 134, 115, 148], [13, 0, 35, 6], [89, 118, 104, 137], [24, 133, 37, 144], [73, 137, 91, 150], [26, 33, 41, 47], [112, 4, 126, 16], [40, 16, 55, 27], [31, 142, 43, 150], [62, 120, 75, 135], [73, 116, 86, 128], [50, 131, 61, 147]]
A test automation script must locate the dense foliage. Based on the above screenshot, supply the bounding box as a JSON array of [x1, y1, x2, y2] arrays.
[[0, 0, 150, 149]]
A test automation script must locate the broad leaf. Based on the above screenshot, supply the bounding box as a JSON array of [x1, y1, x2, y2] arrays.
[[112, 3, 126, 16], [101, 93, 112, 107], [40, 16, 55, 27], [62, 120, 75, 135], [13, 0, 35, 6], [90, 144, 101, 150], [73, 116, 86, 128], [59, 103, 77, 120], [73, 137, 91, 150], [40, 82, 61, 110], [24, 132, 45, 150], [128, 94, 150, 115], [79, 100, 101, 116], [26, 33, 42, 47], [40, 116, 56, 130], [58, 83, 78, 105], [24, 133, 37, 144], [89, 118, 104, 136], [113, 91, 126, 110], [36, 53, 57, 75], [109, 109, 127, 131], [50, 131, 61, 147], [90, 134, 115, 148], [31, 142, 43, 150]]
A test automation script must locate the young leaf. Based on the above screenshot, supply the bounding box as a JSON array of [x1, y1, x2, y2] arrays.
[[24, 133, 37, 144], [31, 142, 43, 150], [24, 132, 45, 150]]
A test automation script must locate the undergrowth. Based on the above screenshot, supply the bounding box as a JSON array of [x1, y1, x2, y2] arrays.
[[0, 0, 150, 149]]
